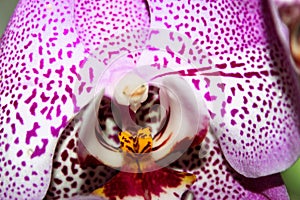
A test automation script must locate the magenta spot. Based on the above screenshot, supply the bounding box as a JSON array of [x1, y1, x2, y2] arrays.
[[175, 23, 183, 31], [26, 122, 40, 145], [55, 65, 64, 77], [11, 124, 16, 134], [260, 70, 269, 76], [178, 43, 186, 55], [29, 102, 38, 115], [40, 92, 50, 102], [61, 95, 67, 104], [231, 119, 237, 125], [58, 49, 63, 59], [108, 50, 120, 59], [70, 65, 78, 76], [169, 32, 175, 41], [230, 61, 245, 68], [230, 109, 238, 117], [49, 37, 57, 42], [24, 176, 30, 181], [163, 57, 168, 67], [39, 58, 44, 69], [78, 82, 86, 95], [24, 89, 37, 104], [166, 46, 174, 57], [29, 53, 33, 62], [13, 100, 18, 109], [241, 107, 250, 114], [43, 69, 51, 78], [50, 115, 68, 137], [215, 63, 227, 69], [201, 71, 243, 78], [79, 58, 87, 69], [257, 115, 262, 122], [204, 77, 210, 88], [17, 150, 23, 157], [208, 109, 216, 119], [63, 29, 69, 35], [31, 138, 48, 158], [155, 16, 162, 21], [16, 112, 24, 124], [50, 92, 59, 104], [14, 137, 19, 144], [49, 57, 56, 64], [46, 80, 55, 90], [217, 83, 225, 92], [244, 72, 261, 78], [24, 41, 33, 49], [67, 75, 74, 83], [192, 79, 200, 90], [204, 92, 217, 101], [5, 144, 10, 151], [237, 83, 244, 91], [38, 46, 43, 55], [67, 51, 72, 58], [46, 106, 54, 120], [230, 87, 236, 96], [89, 67, 94, 83], [86, 86, 93, 93], [32, 68, 39, 74], [56, 105, 61, 117]]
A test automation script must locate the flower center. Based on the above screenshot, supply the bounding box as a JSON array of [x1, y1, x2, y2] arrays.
[[118, 127, 153, 154], [118, 127, 155, 173]]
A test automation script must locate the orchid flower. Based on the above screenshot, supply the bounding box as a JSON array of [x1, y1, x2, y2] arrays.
[[269, 0, 300, 74], [1, 0, 300, 200]]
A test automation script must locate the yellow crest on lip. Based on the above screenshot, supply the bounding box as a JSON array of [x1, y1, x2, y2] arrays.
[[118, 127, 153, 154]]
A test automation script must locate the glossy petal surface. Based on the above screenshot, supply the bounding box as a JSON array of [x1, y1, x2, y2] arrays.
[[146, 0, 300, 177]]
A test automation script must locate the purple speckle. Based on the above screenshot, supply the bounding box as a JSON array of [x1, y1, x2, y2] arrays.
[[25, 122, 40, 145], [204, 91, 217, 101], [24, 89, 37, 104], [31, 139, 48, 158]]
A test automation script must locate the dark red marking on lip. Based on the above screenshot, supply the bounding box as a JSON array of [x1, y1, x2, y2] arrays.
[[95, 167, 195, 200]]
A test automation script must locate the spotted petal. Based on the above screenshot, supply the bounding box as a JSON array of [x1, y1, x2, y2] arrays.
[[0, 0, 149, 198], [171, 129, 289, 200], [145, 0, 300, 178]]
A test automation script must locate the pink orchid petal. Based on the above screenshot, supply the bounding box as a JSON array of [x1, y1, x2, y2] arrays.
[[171, 130, 289, 200], [74, 0, 150, 51], [0, 0, 149, 198], [146, 0, 300, 177]]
